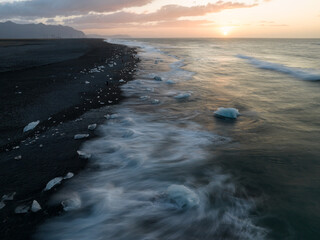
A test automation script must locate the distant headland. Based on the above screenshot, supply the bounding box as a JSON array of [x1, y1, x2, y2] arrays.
[[0, 21, 86, 39]]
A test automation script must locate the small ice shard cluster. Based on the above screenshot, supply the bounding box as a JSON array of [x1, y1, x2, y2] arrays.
[[214, 107, 240, 119], [23, 120, 40, 132], [166, 184, 199, 209], [14, 200, 42, 214]]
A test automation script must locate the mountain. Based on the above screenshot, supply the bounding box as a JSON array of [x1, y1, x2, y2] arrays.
[[86, 34, 131, 39], [0, 21, 86, 39]]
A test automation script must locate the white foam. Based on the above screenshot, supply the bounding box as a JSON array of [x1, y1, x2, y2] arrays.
[[237, 54, 320, 81], [35, 39, 267, 240]]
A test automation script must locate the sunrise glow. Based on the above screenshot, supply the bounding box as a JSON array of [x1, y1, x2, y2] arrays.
[[0, 1, 319, 39], [221, 26, 233, 36]]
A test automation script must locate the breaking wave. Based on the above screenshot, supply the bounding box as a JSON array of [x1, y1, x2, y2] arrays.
[[237, 54, 320, 81], [34, 40, 267, 240]]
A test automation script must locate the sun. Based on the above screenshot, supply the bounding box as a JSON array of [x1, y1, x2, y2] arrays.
[[220, 26, 233, 36]]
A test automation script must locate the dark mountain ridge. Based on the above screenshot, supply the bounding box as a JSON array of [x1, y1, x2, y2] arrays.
[[0, 21, 86, 39]]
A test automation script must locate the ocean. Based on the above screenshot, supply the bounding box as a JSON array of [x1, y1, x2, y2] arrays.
[[35, 38, 320, 239]]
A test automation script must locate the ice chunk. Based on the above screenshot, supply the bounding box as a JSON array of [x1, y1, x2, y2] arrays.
[[122, 129, 135, 138], [153, 76, 162, 81], [15, 205, 30, 214], [44, 177, 63, 191], [14, 155, 22, 160], [61, 197, 81, 211], [23, 120, 40, 132], [167, 185, 199, 209], [74, 134, 89, 140], [31, 200, 41, 212], [0, 202, 5, 210], [166, 80, 175, 84], [110, 114, 119, 119], [77, 150, 91, 159], [120, 117, 135, 126], [64, 172, 74, 180], [146, 87, 155, 92], [119, 79, 125, 83], [88, 124, 97, 131], [2, 192, 16, 201], [214, 107, 240, 119], [85, 81, 90, 84], [140, 96, 150, 101], [152, 99, 160, 105], [174, 93, 191, 100]]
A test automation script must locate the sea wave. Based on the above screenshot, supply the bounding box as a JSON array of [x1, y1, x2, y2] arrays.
[[34, 39, 267, 240], [237, 54, 320, 81]]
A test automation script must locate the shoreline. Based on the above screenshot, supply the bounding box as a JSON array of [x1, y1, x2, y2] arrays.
[[0, 39, 139, 240]]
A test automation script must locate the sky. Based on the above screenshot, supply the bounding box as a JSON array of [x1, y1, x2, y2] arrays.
[[0, 0, 319, 38]]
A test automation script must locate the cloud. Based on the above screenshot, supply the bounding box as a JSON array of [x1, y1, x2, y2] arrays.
[[75, 20, 215, 30], [0, 0, 152, 19], [258, 20, 288, 27], [0, 0, 259, 36], [67, 1, 257, 26]]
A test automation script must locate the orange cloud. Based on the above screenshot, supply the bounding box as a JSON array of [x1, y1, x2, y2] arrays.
[[67, 1, 257, 27]]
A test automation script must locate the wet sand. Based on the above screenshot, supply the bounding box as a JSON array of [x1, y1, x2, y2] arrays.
[[0, 39, 138, 240]]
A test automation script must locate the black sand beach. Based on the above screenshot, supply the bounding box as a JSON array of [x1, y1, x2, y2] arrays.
[[0, 39, 138, 240]]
